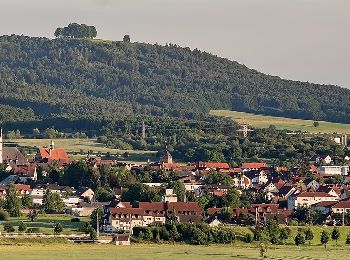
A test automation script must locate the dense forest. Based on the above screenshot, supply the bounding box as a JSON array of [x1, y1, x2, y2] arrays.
[[1, 34, 350, 126]]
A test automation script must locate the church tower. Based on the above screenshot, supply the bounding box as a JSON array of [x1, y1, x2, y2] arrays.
[[0, 126, 3, 164]]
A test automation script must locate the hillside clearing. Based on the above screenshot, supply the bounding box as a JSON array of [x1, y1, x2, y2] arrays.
[[211, 110, 350, 133]]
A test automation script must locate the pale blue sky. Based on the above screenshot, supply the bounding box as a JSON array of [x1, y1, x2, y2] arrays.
[[1, 0, 349, 88]]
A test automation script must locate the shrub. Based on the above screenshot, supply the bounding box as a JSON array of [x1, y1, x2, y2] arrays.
[[0, 210, 9, 221], [26, 227, 41, 233], [294, 233, 305, 246], [18, 221, 27, 232], [71, 218, 80, 222], [245, 233, 253, 243], [54, 222, 64, 235], [4, 223, 15, 233]]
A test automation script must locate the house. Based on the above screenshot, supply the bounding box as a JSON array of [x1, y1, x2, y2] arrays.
[[313, 201, 338, 214], [14, 163, 37, 180], [241, 162, 268, 170], [70, 201, 109, 217], [2, 147, 28, 165], [331, 200, 350, 214], [231, 174, 251, 189], [162, 189, 178, 203], [245, 170, 269, 185], [318, 166, 349, 176], [35, 141, 70, 164], [207, 216, 222, 227], [196, 162, 230, 170], [114, 233, 131, 246], [106, 201, 203, 233], [76, 187, 94, 202], [0, 175, 30, 185], [278, 185, 297, 199], [310, 155, 332, 165], [287, 191, 338, 210]]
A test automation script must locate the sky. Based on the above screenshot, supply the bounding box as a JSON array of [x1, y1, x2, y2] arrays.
[[0, 0, 349, 88]]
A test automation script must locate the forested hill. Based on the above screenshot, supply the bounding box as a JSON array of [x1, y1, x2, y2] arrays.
[[1, 34, 350, 123]]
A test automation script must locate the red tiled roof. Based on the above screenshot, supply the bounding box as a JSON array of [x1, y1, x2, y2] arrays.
[[315, 201, 338, 208], [38, 148, 69, 162], [242, 162, 268, 169], [110, 208, 144, 215], [332, 200, 350, 209], [296, 192, 336, 198], [16, 184, 31, 191], [197, 162, 230, 169]]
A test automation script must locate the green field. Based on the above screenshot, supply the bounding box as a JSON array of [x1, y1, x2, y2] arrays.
[[5, 138, 158, 163], [210, 110, 350, 134], [0, 214, 89, 235], [0, 243, 349, 260]]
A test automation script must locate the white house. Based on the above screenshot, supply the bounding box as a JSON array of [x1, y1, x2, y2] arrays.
[[318, 166, 349, 176], [287, 191, 338, 210]]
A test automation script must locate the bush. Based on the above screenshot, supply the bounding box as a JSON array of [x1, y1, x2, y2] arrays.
[[245, 233, 253, 243], [53, 222, 64, 235], [4, 223, 15, 233], [18, 221, 27, 232], [71, 218, 80, 222], [26, 227, 41, 233], [0, 210, 9, 221]]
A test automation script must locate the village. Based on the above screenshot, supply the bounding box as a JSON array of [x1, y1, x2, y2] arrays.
[[1, 125, 350, 246]]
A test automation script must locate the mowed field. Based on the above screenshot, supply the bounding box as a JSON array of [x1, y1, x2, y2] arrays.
[[5, 138, 158, 163], [0, 243, 349, 260], [210, 110, 350, 133]]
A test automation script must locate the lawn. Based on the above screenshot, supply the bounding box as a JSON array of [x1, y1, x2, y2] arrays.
[[0, 243, 349, 260], [0, 214, 89, 235], [210, 110, 350, 134]]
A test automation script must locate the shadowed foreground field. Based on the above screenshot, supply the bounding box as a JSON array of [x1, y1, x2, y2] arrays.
[[0, 244, 349, 260]]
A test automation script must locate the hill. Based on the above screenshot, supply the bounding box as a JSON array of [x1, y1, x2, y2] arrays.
[[211, 110, 350, 134], [1, 35, 350, 125]]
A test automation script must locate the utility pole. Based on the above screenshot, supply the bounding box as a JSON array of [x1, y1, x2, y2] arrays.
[[237, 122, 254, 138], [96, 209, 100, 238], [142, 121, 146, 139], [342, 210, 345, 226]]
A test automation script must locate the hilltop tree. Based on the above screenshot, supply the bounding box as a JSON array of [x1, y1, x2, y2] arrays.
[[54, 23, 97, 39], [4, 184, 22, 217], [123, 35, 131, 43]]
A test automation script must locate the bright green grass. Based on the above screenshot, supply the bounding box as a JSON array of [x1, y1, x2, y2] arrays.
[[210, 110, 350, 134], [0, 214, 89, 235], [0, 243, 349, 260]]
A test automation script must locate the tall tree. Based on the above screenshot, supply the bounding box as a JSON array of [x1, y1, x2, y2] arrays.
[[4, 184, 22, 217], [42, 189, 65, 213]]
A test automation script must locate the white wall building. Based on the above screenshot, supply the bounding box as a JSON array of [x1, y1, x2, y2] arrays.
[[318, 166, 349, 176]]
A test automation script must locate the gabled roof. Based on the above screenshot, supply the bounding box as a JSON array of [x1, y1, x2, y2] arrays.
[[197, 162, 230, 169], [331, 200, 350, 209], [296, 192, 336, 198], [37, 148, 69, 163], [315, 201, 338, 208], [241, 162, 268, 169], [2, 147, 28, 165]]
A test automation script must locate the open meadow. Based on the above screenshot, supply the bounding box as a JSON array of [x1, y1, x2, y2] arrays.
[[210, 110, 350, 133], [0, 243, 349, 260], [4, 138, 158, 163]]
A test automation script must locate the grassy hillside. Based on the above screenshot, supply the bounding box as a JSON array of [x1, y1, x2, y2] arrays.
[[211, 110, 350, 133], [1, 35, 350, 126]]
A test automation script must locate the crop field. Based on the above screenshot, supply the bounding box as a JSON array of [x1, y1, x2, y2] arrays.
[[0, 243, 349, 260], [210, 110, 350, 134], [5, 138, 158, 163]]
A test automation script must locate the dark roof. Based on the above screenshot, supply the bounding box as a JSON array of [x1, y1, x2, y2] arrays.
[[2, 147, 28, 165], [0, 175, 29, 185]]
